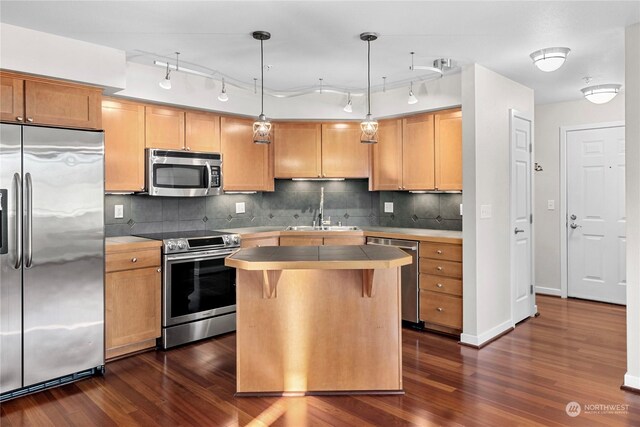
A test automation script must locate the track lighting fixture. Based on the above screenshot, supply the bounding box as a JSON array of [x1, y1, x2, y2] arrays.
[[218, 78, 229, 102], [159, 52, 179, 90], [360, 32, 379, 144], [408, 82, 418, 105], [344, 92, 353, 113], [252, 31, 272, 144]]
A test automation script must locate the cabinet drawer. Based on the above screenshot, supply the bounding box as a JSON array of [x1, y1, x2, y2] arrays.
[[419, 242, 462, 262], [419, 274, 462, 296], [419, 258, 462, 278], [323, 237, 366, 246], [241, 237, 280, 248], [106, 249, 160, 272], [280, 237, 323, 246], [420, 291, 462, 329]]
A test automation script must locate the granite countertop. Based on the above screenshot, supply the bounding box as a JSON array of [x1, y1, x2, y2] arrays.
[[226, 245, 412, 271]]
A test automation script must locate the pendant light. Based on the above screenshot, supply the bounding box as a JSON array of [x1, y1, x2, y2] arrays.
[[408, 81, 418, 104], [360, 32, 378, 144], [218, 77, 229, 102], [529, 47, 570, 72], [159, 52, 179, 90], [252, 31, 272, 144], [344, 92, 353, 113], [581, 84, 622, 104]]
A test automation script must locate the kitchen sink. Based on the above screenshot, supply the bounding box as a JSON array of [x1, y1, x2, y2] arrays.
[[284, 225, 360, 231]]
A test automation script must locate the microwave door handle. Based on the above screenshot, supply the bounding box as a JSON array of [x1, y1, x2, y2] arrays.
[[205, 162, 212, 195]]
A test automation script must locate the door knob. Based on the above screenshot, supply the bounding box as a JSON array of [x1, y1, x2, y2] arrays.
[[514, 227, 525, 234], [570, 223, 581, 229], [570, 214, 577, 220]]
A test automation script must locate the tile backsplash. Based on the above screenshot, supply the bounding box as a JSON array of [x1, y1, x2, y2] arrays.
[[105, 180, 462, 237]]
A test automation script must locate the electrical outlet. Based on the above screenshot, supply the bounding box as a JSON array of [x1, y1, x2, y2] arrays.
[[480, 204, 492, 219], [384, 202, 394, 213], [114, 204, 124, 219], [235, 202, 246, 214], [547, 200, 555, 210]]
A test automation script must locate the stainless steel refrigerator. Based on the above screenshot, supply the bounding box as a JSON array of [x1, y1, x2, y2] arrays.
[[0, 124, 104, 399]]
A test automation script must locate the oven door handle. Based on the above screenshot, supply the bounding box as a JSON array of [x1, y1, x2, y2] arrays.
[[166, 251, 235, 262]]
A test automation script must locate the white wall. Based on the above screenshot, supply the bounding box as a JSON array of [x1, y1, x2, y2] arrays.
[[625, 22, 640, 391], [534, 96, 625, 295], [115, 62, 461, 120], [461, 64, 534, 346], [0, 23, 126, 91]]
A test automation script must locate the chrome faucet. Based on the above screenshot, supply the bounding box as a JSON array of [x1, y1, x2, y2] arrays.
[[318, 187, 330, 228]]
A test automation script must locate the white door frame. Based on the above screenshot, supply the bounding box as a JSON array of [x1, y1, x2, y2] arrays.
[[510, 109, 537, 323], [559, 121, 626, 298]]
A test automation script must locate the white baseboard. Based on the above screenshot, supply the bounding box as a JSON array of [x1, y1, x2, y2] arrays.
[[535, 285, 562, 297], [460, 319, 513, 347], [624, 373, 640, 390]]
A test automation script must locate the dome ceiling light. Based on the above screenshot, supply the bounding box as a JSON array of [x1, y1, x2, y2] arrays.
[[581, 83, 622, 104], [529, 47, 571, 72]]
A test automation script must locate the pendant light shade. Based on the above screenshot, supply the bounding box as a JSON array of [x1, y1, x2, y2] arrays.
[[218, 77, 229, 102], [360, 32, 378, 144], [159, 52, 180, 90], [530, 47, 570, 72], [252, 31, 272, 144], [581, 84, 622, 104]]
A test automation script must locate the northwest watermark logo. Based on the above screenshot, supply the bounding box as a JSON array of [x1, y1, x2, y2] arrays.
[[565, 401, 630, 417], [565, 402, 581, 417]]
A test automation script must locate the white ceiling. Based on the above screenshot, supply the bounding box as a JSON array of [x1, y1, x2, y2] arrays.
[[1, 1, 638, 104]]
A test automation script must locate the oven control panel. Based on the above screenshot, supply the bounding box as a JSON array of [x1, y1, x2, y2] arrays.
[[163, 234, 241, 254]]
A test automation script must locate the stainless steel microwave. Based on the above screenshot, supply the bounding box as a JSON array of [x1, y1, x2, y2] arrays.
[[146, 149, 222, 197]]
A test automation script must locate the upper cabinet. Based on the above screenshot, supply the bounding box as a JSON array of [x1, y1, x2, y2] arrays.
[[102, 98, 146, 192], [321, 123, 369, 178], [221, 116, 274, 191], [145, 107, 221, 153], [0, 72, 102, 130], [370, 108, 462, 192], [145, 106, 185, 150], [434, 109, 462, 191], [274, 122, 322, 178]]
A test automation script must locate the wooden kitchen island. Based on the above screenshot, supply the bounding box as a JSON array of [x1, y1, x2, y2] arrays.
[[225, 245, 412, 396]]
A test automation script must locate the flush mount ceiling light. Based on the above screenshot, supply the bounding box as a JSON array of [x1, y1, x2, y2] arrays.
[[344, 92, 353, 113], [529, 47, 570, 72], [581, 83, 622, 104], [408, 82, 418, 105], [360, 32, 379, 144], [159, 52, 179, 89], [252, 30, 272, 144], [218, 77, 229, 102]]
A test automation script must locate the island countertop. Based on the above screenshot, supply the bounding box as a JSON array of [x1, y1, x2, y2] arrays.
[[225, 244, 412, 271]]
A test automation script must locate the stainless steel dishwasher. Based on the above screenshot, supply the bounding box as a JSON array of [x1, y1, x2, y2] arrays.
[[366, 237, 420, 324]]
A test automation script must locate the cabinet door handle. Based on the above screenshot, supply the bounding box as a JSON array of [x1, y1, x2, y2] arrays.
[[185, 147, 191, 151], [436, 250, 443, 254], [398, 186, 402, 190], [131, 257, 138, 263], [26, 117, 34, 123], [436, 283, 443, 288], [436, 266, 443, 271], [157, 268, 162, 273], [16, 116, 23, 122], [437, 307, 444, 312]]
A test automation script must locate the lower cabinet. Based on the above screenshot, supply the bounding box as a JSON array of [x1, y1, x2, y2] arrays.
[[105, 246, 161, 360], [279, 235, 365, 246], [240, 236, 280, 248], [418, 241, 463, 334]]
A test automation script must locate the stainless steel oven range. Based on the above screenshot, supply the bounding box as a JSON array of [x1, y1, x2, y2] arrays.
[[134, 230, 240, 349]]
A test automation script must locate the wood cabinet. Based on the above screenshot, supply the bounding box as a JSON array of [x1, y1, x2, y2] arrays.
[[274, 122, 322, 178], [0, 72, 101, 129], [279, 234, 364, 246], [105, 243, 161, 360], [370, 108, 462, 192], [321, 123, 369, 178], [418, 240, 463, 334], [241, 236, 280, 248], [186, 111, 221, 152], [221, 116, 274, 191], [435, 109, 462, 190], [102, 98, 145, 192], [323, 236, 366, 246], [145, 107, 221, 152], [145, 105, 185, 150], [280, 236, 324, 246]]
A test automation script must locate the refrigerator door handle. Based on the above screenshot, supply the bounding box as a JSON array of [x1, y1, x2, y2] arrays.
[[25, 172, 32, 269], [13, 173, 22, 269]]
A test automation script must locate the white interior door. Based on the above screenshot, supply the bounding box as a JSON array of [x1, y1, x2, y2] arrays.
[[567, 126, 626, 304], [510, 111, 535, 324]]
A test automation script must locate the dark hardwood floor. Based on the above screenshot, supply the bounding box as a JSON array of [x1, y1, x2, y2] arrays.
[[2, 295, 640, 426]]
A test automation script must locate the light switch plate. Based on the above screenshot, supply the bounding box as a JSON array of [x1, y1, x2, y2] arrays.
[[235, 202, 246, 214], [114, 204, 124, 219], [460, 203, 463, 216], [547, 200, 555, 210], [384, 202, 394, 213], [480, 204, 492, 219]]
